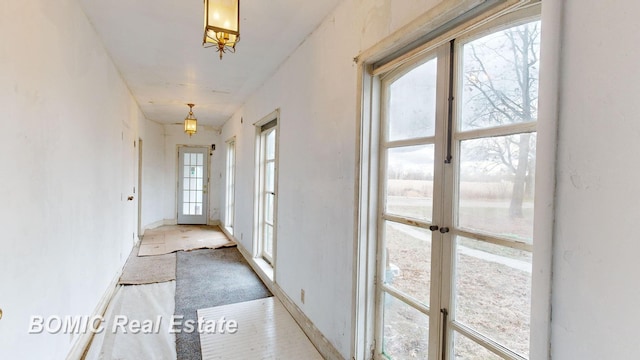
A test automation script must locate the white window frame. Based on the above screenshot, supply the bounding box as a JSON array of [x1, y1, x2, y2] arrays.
[[352, 2, 551, 360], [225, 137, 236, 234], [253, 109, 280, 269]]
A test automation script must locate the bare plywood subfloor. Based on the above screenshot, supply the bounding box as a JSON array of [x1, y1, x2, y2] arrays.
[[138, 225, 235, 256], [198, 297, 323, 360], [119, 251, 176, 285]]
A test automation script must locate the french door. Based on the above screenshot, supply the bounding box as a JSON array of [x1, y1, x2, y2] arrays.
[[257, 119, 277, 264], [225, 138, 236, 233], [177, 146, 209, 225], [376, 16, 539, 360]]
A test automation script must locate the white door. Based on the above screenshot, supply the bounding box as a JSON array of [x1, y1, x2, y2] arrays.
[[177, 146, 209, 225]]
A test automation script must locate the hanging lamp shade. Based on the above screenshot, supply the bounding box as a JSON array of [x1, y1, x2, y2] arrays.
[[203, 0, 240, 59], [184, 103, 197, 136]]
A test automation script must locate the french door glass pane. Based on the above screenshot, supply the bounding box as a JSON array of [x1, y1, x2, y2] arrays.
[[388, 58, 438, 141], [386, 145, 435, 222], [384, 221, 432, 306], [453, 331, 503, 360], [458, 133, 536, 242], [454, 236, 532, 357], [459, 21, 541, 131], [182, 152, 205, 216], [383, 293, 429, 359]]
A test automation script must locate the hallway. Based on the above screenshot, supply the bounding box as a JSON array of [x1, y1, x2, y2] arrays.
[[4, 0, 640, 359]]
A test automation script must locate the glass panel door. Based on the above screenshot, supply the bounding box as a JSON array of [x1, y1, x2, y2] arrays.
[[449, 20, 540, 359], [374, 15, 540, 360], [378, 55, 442, 360], [177, 147, 208, 225]]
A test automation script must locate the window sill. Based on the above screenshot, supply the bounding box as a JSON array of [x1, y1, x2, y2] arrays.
[[253, 257, 274, 283]]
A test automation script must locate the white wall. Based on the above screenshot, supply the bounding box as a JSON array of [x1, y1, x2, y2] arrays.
[[140, 119, 166, 230], [549, 0, 640, 358], [0, 0, 149, 358], [163, 124, 223, 224], [221, 0, 449, 357]]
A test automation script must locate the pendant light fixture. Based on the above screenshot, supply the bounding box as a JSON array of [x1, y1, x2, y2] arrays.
[[184, 103, 197, 137], [203, 0, 240, 60]]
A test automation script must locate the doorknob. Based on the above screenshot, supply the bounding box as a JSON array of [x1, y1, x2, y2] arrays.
[[0, 308, 3, 320], [439, 227, 450, 233], [429, 225, 439, 231], [127, 196, 134, 201]]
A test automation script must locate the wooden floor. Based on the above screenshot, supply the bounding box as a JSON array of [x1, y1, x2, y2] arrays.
[[198, 297, 323, 360]]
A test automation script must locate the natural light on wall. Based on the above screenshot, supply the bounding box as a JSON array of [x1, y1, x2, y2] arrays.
[[203, 0, 240, 60]]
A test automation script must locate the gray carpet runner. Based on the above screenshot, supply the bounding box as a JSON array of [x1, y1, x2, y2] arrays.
[[174, 247, 272, 359]]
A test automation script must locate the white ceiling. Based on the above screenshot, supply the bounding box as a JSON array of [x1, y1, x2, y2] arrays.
[[78, 0, 342, 128]]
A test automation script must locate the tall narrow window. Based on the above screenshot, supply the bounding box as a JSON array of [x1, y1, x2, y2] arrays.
[[225, 138, 236, 234], [256, 117, 278, 265], [372, 11, 540, 360]]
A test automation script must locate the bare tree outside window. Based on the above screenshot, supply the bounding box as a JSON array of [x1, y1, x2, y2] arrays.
[[461, 21, 540, 220]]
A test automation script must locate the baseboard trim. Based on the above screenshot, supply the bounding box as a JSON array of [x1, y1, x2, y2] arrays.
[[219, 225, 234, 241], [208, 219, 221, 226], [142, 219, 165, 234], [231, 237, 344, 360], [66, 271, 122, 360], [163, 219, 178, 226]]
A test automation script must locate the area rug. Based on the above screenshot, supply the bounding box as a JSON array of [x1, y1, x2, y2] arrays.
[[198, 297, 322, 360], [174, 248, 272, 360], [119, 249, 176, 285], [138, 225, 236, 256]]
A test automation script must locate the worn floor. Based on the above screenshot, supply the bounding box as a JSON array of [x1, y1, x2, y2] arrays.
[[85, 225, 325, 360], [175, 247, 272, 359], [138, 225, 235, 256], [198, 297, 323, 360]]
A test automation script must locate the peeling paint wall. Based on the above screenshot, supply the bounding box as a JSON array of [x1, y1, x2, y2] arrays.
[[220, 0, 446, 357], [0, 0, 157, 358], [550, 0, 640, 358]]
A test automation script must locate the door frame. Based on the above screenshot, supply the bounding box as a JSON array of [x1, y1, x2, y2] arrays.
[[137, 138, 143, 241], [352, 2, 550, 359], [176, 145, 210, 225]]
